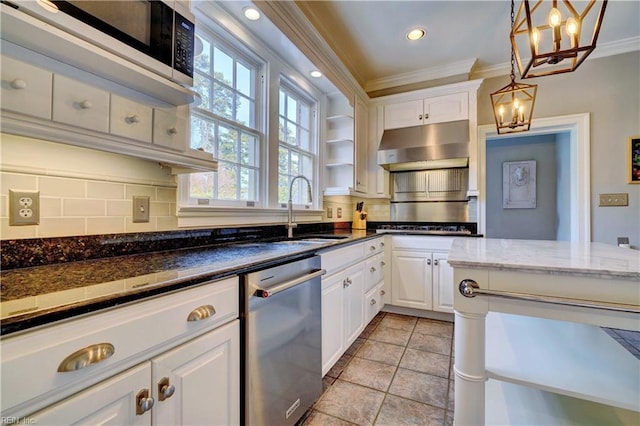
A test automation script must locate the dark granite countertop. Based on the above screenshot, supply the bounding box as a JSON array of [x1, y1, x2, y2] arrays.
[[0, 228, 377, 335]]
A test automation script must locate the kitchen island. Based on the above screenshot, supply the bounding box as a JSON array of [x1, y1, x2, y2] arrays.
[[448, 238, 640, 425]]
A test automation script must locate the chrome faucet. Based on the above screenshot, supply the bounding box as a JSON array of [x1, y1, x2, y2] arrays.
[[286, 175, 313, 238]]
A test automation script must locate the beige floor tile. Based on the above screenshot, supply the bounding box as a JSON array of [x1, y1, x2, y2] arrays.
[[374, 394, 445, 426], [407, 331, 451, 356], [414, 319, 454, 338], [302, 410, 356, 426], [379, 313, 417, 331], [340, 357, 397, 392], [399, 348, 450, 378], [369, 325, 412, 346], [356, 340, 405, 366], [315, 380, 386, 426], [388, 368, 449, 409]]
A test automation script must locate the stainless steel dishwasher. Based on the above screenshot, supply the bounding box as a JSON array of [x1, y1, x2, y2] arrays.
[[244, 256, 325, 426]]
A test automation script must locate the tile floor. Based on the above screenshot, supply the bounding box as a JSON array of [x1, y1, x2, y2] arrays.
[[300, 312, 455, 426]]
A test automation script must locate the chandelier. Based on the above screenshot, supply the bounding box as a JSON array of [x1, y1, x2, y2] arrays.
[[491, 0, 538, 134], [510, 0, 608, 78]]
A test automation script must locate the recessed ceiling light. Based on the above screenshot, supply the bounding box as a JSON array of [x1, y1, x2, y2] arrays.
[[310, 70, 323, 78], [406, 28, 426, 41], [243, 7, 261, 21]]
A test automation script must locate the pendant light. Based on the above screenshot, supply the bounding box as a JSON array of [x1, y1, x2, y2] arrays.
[[491, 0, 538, 134], [510, 0, 607, 78]]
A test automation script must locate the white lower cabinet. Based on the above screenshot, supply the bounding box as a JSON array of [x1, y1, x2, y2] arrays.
[[390, 236, 454, 313], [321, 262, 365, 375], [29, 320, 239, 426], [320, 237, 386, 375]]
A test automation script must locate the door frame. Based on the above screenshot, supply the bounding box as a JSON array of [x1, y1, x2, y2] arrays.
[[477, 113, 591, 242]]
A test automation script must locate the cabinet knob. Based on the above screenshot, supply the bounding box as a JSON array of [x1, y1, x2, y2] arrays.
[[370, 245, 376, 251], [418, 114, 423, 120], [370, 266, 376, 273], [158, 377, 176, 401], [126, 115, 140, 124], [380, 289, 386, 296], [380, 242, 385, 247], [370, 299, 377, 305], [434, 259, 439, 266], [427, 259, 432, 266], [167, 127, 178, 135], [136, 389, 154, 415], [425, 113, 429, 120], [78, 100, 93, 109], [10, 79, 27, 90], [380, 261, 386, 267]]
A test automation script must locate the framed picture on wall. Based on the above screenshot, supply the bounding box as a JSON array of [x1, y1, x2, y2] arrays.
[[503, 160, 536, 208], [629, 136, 640, 184]]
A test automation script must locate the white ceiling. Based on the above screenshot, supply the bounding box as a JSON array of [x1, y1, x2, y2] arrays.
[[215, 1, 639, 95], [295, 0, 640, 92]]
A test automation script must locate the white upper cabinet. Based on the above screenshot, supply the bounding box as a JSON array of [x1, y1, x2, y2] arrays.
[[383, 92, 469, 130]]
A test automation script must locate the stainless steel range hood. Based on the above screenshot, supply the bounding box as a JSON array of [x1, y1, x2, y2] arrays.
[[377, 120, 469, 172]]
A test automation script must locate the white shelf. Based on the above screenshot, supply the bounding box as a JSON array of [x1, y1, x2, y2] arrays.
[[325, 162, 354, 168], [486, 379, 639, 425], [323, 187, 354, 196], [326, 114, 354, 122], [326, 138, 354, 144], [486, 312, 640, 411]]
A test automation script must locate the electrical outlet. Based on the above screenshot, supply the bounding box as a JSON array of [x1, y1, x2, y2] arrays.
[[326, 207, 333, 218], [599, 193, 628, 207], [132, 196, 150, 223], [337, 207, 342, 218], [9, 190, 40, 226]]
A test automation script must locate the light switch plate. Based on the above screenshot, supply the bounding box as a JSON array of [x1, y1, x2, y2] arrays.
[[132, 196, 150, 222], [599, 193, 628, 207], [326, 207, 333, 218]]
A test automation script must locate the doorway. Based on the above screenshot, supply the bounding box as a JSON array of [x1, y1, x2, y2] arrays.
[[477, 113, 591, 243]]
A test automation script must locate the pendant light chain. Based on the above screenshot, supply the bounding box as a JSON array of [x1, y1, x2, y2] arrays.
[[510, 0, 516, 83]]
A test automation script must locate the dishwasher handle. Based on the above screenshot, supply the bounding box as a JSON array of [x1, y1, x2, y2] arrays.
[[253, 268, 326, 298]]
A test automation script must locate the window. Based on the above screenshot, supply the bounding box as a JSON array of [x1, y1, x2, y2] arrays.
[[187, 28, 262, 206], [278, 82, 317, 205]]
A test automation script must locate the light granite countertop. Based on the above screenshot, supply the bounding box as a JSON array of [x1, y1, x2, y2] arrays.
[[448, 238, 640, 280]]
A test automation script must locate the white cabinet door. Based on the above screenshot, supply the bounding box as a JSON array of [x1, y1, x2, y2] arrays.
[[391, 250, 432, 310], [383, 99, 423, 130], [355, 96, 368, 193], [1, 55, 52, 119], [321, 273, 346, 375], [151, 320, 240, 426], [433, 252, 454, 313], [30, 363, 151, 426], [423, 92, 468, 124], [343, 263, 365, 349]]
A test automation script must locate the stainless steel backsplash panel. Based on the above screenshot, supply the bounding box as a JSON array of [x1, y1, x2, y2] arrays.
[[392, 168, 468, 202], [391, 201, 469, 222]]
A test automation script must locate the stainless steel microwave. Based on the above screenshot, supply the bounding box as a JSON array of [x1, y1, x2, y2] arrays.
[[10, 0, 195, 87]]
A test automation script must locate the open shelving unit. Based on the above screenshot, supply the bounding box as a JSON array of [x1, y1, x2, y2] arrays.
[[483, 312, 639, 423], [324, 94, 355, 195]]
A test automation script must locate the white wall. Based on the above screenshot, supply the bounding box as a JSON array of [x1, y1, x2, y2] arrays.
[[477, 51, 640, 246]]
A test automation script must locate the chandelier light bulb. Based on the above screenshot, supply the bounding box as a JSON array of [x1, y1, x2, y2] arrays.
[[548, 7, 562, 27], [566, 17, 579, 35]]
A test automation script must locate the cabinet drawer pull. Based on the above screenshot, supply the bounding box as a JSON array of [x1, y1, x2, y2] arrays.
[[380, 242, 385, 247], [126, 114, 140, 124], [167, 127, 178, 135], [57, 342, 115, 372], [380, 289, 386, 296], [427, 259, 432, 266], [158, 377, 176, 401], [418, 114, 423, 120], [187, 304, 216, 322], [380, 261, 386, 267], [370, 245, 376, 251], [434, 259, 439, 266], [78, 100, 93, 109], [370, 299, 377, 305], [10, 79, 27, 90], [136, 389, 154, 415], [370, 267, 377, 273], [425, 113, 429, 119]]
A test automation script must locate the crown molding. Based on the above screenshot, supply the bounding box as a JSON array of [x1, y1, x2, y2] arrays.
[[256, 1, 367, 101], [364, 58, 478, 92]]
